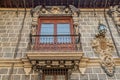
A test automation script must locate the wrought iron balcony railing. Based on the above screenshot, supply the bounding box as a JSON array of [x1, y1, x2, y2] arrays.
[[29, 33, 82, 51]]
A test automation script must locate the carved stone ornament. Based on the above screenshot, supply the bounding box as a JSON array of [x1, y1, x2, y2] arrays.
[[21, 52, 89, 75], [92, 33, 115, 76], [109, 5, 120, 32], [30, 5, 79, 17]]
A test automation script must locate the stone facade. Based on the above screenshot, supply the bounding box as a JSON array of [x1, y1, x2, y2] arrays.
[[0, 8, 120, 80], [0, 10, 32, 58], [0, 67, 120, 80], [79, 11, 120, 58]]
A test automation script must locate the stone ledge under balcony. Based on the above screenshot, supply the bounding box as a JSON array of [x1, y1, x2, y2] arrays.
[[26, 51, 83, 60]]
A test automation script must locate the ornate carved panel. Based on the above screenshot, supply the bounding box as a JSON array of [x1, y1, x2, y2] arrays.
[[92, 33, 115, 76]]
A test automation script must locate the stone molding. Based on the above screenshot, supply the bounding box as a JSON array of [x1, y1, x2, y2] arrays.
[[0, 8, 109, 12], [1, 58, 120, 67]]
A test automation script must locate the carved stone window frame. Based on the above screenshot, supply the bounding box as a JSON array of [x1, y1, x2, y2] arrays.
[[30, 5, 80, 49]]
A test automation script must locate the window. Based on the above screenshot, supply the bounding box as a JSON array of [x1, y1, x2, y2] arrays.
[[40, 23, 54, 43], [43, 69, 68, 80], [40, 23, 71, 43], [35, 17, 75, 50]]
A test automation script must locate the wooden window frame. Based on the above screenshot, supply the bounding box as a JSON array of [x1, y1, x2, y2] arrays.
[[34, 16, 75, 50]]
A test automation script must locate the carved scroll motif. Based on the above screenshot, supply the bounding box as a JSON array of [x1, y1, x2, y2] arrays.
[[92, 34, 115, 76]]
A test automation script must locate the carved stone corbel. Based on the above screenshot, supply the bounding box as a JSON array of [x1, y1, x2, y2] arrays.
[[92, 33, 115, 76], [79, 57, 89, 75], [22, 58, 32, 75]]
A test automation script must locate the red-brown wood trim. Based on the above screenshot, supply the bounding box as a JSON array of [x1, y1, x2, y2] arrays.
[[34, 16, 75, 50]]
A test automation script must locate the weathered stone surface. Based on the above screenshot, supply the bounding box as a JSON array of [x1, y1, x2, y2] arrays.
[[12, 68, 17, 74], [1, 38, 9, 42], [92, 68, 102, 73], [2, 48, 12, 53], [13, 75, 21, 80], [115, 74, 120, 79], [85, 68, 93, 73], [31, 75, 38, 80], [89, 74, 98, 80], [71, 73, 79, 80], [0, 30, 6, 33], [2, 43, 10, 47], [0, 26, 6, 29], [3, 53, 13, 58], [21, 75, 30, 80], [0, 68, 8, 74], [17, 68, 25, 74], [98, 74, 107, 80], [107, 75, 116, 80], [80, 74, 88, 80], [1, 34, 8, 37], [116, 67, 120, 73], [2, 75, 9, 80], [0, 22, 5, 25]]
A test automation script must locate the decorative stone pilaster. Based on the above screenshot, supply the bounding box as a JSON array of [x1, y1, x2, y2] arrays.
[[30, 6, 42, 49], [92, 33, 115, 76], [22, 58, 32, 75], [69, 5, 81, 50]]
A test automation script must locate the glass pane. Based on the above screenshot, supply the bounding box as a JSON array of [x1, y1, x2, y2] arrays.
[[57, 24, 71, 43], [40, 24, 54, 43], [45, 75, 54, 80], [56, 75, 65, 80]]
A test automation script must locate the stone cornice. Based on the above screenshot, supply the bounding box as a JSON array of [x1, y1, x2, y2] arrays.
[[26, 52, 83, 60], [0, 59, 23, 67], [0, 8, 109, 12], [0, 58, 120, 67]]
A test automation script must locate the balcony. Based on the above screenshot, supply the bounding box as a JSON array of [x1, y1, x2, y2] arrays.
[[22, 33, 84, 73], [29, 33, 82, 52]]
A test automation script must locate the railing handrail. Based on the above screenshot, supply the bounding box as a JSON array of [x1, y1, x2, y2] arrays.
[[30, 33, 81, 43], [29, 33, 82, 51], [31, 34, 80, 37]]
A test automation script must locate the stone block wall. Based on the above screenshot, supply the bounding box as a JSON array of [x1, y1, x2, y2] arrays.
[[79, 11, 120, 58], [0, 67, 120, 80], [0, 10, 32, 59], [0, 9, 120, 80], [0, 10, 120, 59], [71, 67, 120, 80]]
